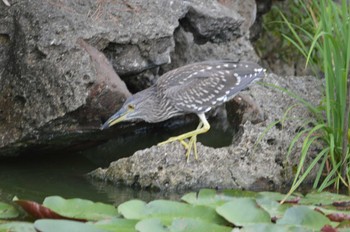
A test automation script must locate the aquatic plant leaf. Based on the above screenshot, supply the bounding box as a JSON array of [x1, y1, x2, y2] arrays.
[[181, 189, 236, 208], [300, 192, 350, 206], [0, 202, 19, 219], [257, 191, 301, 204], [216, 198, 271, 226], [0, 222, 35, 232], [256, 196, 291, 220], [241, 223, 312, 232], [119, 199, 225, 225], [312, 206, 350, 223], [43, 196, 118, 221], [135, 218, 167, 232], [14, 199, 64, 220], [145, 200, 226, 224], [118, 199, 147, 220], [34, 219, 105, 232], [92, 218, 138, 232], [277, 206, 331, 230], [135, 218, 232, 232], [168, 218, 232, 232]]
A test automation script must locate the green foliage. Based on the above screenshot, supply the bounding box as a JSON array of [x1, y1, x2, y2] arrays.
[[92, 218, 138, 232], [135, 218, 232, 232], [277, 206, 330, 230], [254, 0, 320, 72], [34, 219, 106, 232], [3, 190, 350, 231], [265, 0, 350, 196], [0, 222, 35, 232], [216, 198, 271, 226], [118, 199, 226, 225], [0, 202, 19, 219], [42, 196, 119, 221]]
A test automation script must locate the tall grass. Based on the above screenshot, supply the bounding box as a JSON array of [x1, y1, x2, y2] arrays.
[[278, 0, 350, 198]]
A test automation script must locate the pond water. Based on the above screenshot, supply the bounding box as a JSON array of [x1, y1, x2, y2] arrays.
[[0, 118, 235, 205]]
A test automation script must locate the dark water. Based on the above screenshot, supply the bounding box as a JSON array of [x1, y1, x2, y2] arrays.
[[0, 117, 236, 205]]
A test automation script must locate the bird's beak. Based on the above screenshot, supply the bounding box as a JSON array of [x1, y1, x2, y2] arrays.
[[100, 109, 129, 130]]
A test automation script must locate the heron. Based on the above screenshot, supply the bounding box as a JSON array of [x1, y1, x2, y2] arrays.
[[101, 60, 265, 160]]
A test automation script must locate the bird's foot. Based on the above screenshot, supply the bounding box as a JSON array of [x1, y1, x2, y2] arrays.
[[158, 135, 198, 161], [158, 118, 207, 160], [184, 135, 198, 161]]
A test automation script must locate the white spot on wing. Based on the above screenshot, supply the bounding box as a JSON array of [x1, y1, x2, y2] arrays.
[[217, 95, 227, 101]]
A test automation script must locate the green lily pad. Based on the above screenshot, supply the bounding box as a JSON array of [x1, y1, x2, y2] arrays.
[[241, 223, 312, 232], [119, 199, 225, 225], [135, 218, 167, 232], [257, 192, 300, 203], [181, 189, 260, 209], [0, 202, 19, 219], [43, 196, 118, 221], [118, 200, 146, 220], [169, 218, 231, 232], [181, 189, 235, 208], [92, 218, 138, 232], [0, 222, 35, 232], [216, 198, 271, 226], [135, 218, 232, 232], [256, 196, 291, 219], [34, 219, 106, 232], [300, 192, 350, 206], [277, 205, 331, 230]]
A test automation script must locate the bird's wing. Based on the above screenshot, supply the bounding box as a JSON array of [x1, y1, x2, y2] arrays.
[[159, 61, 265, 113]]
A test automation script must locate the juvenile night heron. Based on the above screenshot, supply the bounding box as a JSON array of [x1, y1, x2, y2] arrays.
[[101, 60, 265, 160]]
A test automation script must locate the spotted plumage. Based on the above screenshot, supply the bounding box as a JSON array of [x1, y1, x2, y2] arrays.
[[159, 60, 264, 115]]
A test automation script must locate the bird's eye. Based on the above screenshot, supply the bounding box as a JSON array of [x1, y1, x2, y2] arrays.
[[127, 104, 135, 110]]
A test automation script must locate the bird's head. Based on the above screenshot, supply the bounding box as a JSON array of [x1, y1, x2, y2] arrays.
[[100, 88, 155, 129]]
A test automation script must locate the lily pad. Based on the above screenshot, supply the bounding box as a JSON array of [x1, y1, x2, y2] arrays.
[[309, 206, 350, 223], [43, 196, 118, 221], [241, 223, 312, 232], [181, 189, 235, 208], [257, 192, 300, 203], [134, 218, 167, 232], [119, 199, 225, 224], [216, 198, 271, 226], [169, 218, 231, 232], [92, 218, 138, 232], [277, 205, 331, 230], [118, 200, 146, 220], [135, 218, 232, 232], [0, 202, 19, 219], [0, 221, 35, 232], [300, 192, 350, 206], [256, 196, 291, 220], [34, 219, 106, 232]]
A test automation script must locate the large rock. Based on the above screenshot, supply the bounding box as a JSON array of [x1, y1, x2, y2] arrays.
[[89, 73, 323, 191], [0, 0, 260, 156]]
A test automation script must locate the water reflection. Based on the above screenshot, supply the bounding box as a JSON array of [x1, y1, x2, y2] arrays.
[[0, 115, 236, 204]]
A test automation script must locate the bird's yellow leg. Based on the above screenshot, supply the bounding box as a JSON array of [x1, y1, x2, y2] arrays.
[[158, 113, 210, 159], [184, 121, 202, 160]]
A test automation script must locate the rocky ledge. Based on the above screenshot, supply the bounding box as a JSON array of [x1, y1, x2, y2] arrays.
[[89, 73, 322, 191]]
